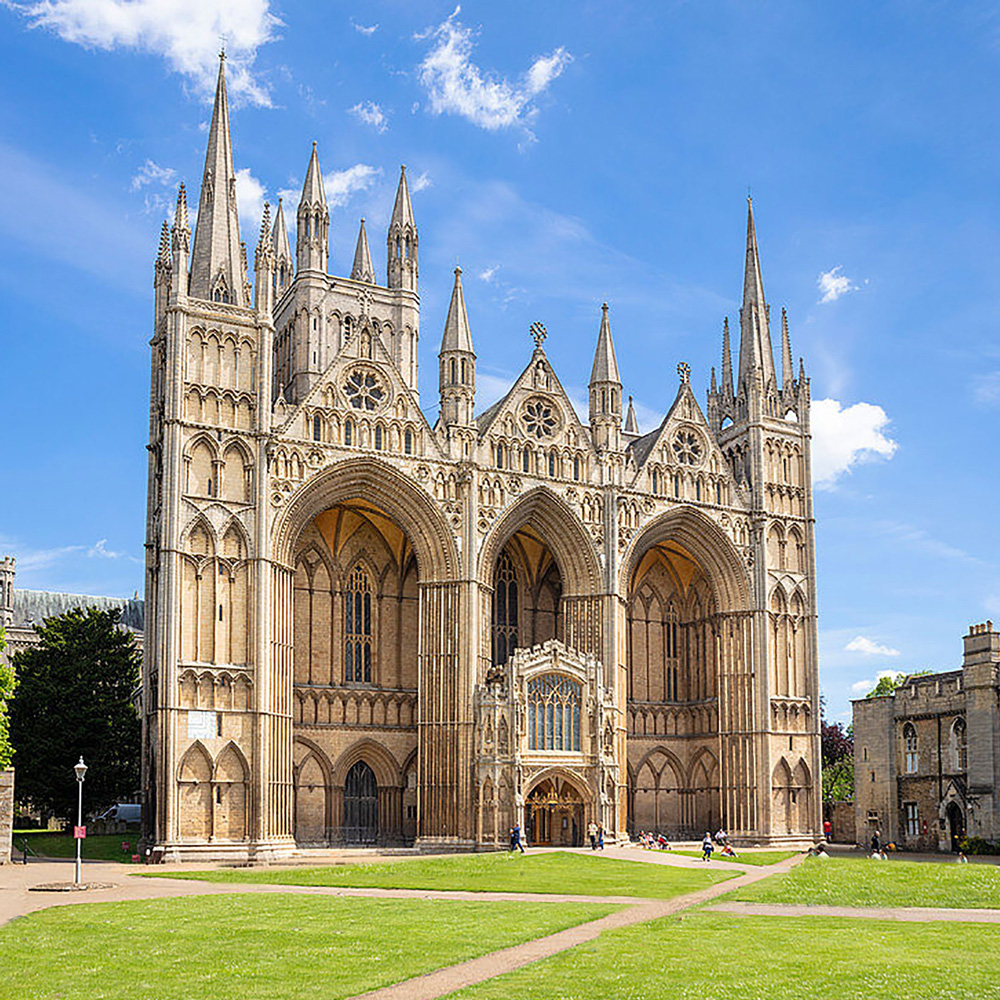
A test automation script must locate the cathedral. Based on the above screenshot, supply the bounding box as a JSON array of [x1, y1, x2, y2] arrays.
[[142, 57, 821, 859]]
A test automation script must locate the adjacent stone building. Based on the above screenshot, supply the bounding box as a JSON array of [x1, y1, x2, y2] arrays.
[[853, 622, 1000, 852], [142, 57, 822, 860]]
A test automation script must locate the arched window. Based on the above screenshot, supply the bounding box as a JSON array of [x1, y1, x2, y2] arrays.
[[450, 358, 457, 383], [374, 425, 383, 450], [953, 718, 967, 771], [312, 415, 322, 441], [345, 565, 373, 683], [495, 442, 505, 468], [344, 419, 353, 446], [461, 358, 467, 383], [674, 474, 681, 497], [573, 455, 581, 481], [523, 449, 531, 473], [492, 551, 518, 667], [527, 674, 582, 751], [716, 482, 723, 504], [404, 428, 413, 455], [695, 479, 702, 502], [548, 451, 556, 477], [652, 469, 659, 494], [903, 723, 918, 773]]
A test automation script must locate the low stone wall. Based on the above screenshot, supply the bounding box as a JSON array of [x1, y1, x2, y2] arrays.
[[824, 799, 856, 844], [0, 769, 13, 864]]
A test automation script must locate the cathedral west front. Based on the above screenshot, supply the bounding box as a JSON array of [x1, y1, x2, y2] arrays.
[[142, 56, 821, 859]]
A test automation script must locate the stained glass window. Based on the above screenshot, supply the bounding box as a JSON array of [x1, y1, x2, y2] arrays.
[[345, 565, 373, 682], [527, 674, 582, 752]]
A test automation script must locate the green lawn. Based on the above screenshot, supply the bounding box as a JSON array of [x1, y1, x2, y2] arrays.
[[732, 855, 1000, 909], [144, 851, 734, 899], [664, 848, 797, 866], [0, 894, 614, 1000], [444, 911, 1000, 999], [13, 831, 139, 863]]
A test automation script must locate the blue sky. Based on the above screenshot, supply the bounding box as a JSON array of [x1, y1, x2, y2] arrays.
[[2, 1, 1000, 721]]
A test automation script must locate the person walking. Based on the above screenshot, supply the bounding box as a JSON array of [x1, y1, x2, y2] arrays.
[[870, 828, 881, 857], [597, 823, 605, 850], [702, 832, 714, 862], [588, 821, 598, 850], [510, 824, 525, 853]]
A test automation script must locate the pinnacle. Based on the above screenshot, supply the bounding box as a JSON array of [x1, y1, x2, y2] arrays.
[[351, 217, 376, 284], [624, 395, 640, 435], [440, 265, 474, 354], [589, 302, 620, 386], [271, 198, 292, 262], [300, 142, 327, 207], [390, 163, 415, 229]]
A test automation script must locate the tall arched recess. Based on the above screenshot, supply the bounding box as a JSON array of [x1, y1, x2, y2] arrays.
[[271, 458, 469, 844], [478, 486, 603, 676], [619, 507, 759, 838]]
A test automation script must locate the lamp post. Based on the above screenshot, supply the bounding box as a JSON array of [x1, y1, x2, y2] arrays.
[[74, 757, 87, 885]]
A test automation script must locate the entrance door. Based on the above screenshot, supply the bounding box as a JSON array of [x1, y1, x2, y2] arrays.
[[526, 777, 585, 847], [344, 761, 378, 845], [947, 802, 965, 853]]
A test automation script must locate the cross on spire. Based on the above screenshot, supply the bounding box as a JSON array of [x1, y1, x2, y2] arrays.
[[530, 321, 547, 349], [677, 361, 691, 384]]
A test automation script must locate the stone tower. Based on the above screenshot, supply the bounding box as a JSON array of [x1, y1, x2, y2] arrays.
[[0, 557, 13, 630]]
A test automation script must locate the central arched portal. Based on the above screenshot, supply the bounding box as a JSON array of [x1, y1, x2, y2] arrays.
[[526, 776, 585, 847], [344, 760, 378, 845]]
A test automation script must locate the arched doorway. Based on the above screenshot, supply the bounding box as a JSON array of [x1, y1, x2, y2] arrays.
[[947, 802, 965, 853], [344, 760, 378, 844], [526, 776, 585, 847]]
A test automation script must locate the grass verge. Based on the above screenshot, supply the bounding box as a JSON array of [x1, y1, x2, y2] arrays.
[[1, 894, 615, 1000], [444, 911, 1000, 999], [732, 855, 1000, 909], [13, 831, 138, 863], [142, 851, 734, 899], [662, 849, 797, 866]]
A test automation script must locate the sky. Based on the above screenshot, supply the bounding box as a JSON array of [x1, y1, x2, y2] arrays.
[[2, 1, 1000, 723]]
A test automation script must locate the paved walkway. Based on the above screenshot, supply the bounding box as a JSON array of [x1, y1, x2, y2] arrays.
[[707, 900, 1000, 924]]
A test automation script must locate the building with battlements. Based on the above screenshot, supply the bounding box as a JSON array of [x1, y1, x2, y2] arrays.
[[142, 56, 821, 860]]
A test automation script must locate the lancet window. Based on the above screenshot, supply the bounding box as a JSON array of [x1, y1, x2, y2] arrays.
[[903, 723, 918, 774], [345, 565, 373, 683], [527, 674, 582, 752], [492, 551, 518, 668]]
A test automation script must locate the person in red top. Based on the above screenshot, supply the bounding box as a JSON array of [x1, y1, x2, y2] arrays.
[[823, 819, 832, 840]]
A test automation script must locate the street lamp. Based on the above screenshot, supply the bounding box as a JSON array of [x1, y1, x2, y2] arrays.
[[73, 757, 87, 885]]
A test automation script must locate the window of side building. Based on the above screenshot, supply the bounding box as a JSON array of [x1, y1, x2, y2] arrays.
[[904, 802, 919, 838], [903, 723, 918, 774]]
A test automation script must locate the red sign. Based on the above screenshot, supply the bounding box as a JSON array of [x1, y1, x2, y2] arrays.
[[73, 826, 86, 840]]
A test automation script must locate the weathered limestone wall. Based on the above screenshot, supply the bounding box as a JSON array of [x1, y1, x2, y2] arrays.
[[0, 769, 13, 864]]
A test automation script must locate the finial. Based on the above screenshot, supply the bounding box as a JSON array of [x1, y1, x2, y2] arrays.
[[454, 266, 462, 276], [629, 394, 633, 404], [602, 302, 608, 312], [677, 361, 691, 384], [529, 321, 547, 349]]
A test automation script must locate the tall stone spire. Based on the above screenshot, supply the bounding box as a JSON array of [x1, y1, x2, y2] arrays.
[[297, 142, 329, 273], [254, 202, 275, 315], [440, 267, 474, 354], [588, 303, 623, 451], [721, 316, 734, 398], [350, 218, 376, 284], [387, 165, 418, 292], [624, 395, 640, 436], [438, 267, 476, 431], [780, 306, 794, 389], [737, 197, 777, 390], [188, 54, 245, 305], [271, 197, 293, 298]]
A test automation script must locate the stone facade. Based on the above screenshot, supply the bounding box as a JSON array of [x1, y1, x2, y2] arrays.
[[0, 770, 13, 865], [853, 622, 1000, 852], [143, 57, 822, 860]]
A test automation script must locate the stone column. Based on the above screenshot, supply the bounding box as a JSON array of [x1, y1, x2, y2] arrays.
[[0, 769, 12, 864]]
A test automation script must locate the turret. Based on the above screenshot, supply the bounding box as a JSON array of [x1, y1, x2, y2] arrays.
[[188, 55, 245, 305], [271, 198, 293, 299], [351, 219, 376, 284], [588, 303, 622, 451], [623, 395, 640, 438], [297, 142, 329, 274], [438, 267, 476, 433], [0, 556, 14, 630], [254, 202, 275, 316], [154, 219, 171, 318], [170, 183, 191, 304], [387, 165, 418, 292]]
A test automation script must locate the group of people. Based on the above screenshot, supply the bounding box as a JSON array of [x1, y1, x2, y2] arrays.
[[701, 829, 739, 861], [587, 822, 606, 850]]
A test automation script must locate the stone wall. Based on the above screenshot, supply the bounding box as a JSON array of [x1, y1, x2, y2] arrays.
[[0, 769, 13, 864]]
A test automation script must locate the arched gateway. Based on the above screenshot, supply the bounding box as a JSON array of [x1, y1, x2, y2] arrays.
[[142, 57, 821, 859]]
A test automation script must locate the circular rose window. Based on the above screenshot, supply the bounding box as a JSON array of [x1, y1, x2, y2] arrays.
[[343, 368, 386, 411], [672, 429, 703, 466], [522, 398, 559, 439]]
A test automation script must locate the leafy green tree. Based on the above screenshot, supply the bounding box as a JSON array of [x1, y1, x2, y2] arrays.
[[820, 696, 854, 802], [0, 628, 15, 770], [10, 607, 140, 822], [865, 672, 907, 699]]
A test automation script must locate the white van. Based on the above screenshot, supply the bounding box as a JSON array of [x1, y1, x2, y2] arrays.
[[96, 803, 141, 824]]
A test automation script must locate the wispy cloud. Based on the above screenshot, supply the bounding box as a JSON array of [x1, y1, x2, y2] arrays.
[[415, 8, 571, 134], [810, 398, 897, 488], [234, 166, 266, 232], [479, 264, 499, 282], [851, 669, 906, 696], [130, 159, 175, 191], [349, 100, 389, 133], [9, 0, 282, 106], [410, 171, 432, 193], [351, 19, 378, 36], [846, 635, 901, 657], [817, 265, 859, 304], [875, 520, 981, 565], [88, 539, 139, 561], [324, 164, 381, 208]]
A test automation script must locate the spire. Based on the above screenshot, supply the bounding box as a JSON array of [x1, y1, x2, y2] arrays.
[[589, 302, 621, 385], [390, 164, 415, 229], [387, 165, 418, 291], [721, 316, 733, 397], [440, 267, 474, 354], [350, 218, 376, 284], [254, 202, 274, 314], [710, 366, 717, 393], [737, 197, 777, 389], [271, 198, 292, 263], [297, 142, 329, 273], [781, 307, 794, 389], [188, 54, 245, 305], [156, 220, 171, 267], [624, 395, 640, 435]]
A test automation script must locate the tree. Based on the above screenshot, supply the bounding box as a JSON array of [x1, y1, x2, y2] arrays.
[[865, 672, 908, 699], [10, 607, 140, 822], [0, 628, 15, 770], [820, 697, 854, 802]]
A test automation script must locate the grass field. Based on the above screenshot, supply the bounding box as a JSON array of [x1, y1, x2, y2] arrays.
[[0, 894, 614, 1000], [662, 849, 797, 866], [13, 831, 139, 863], [443, 911, 1000, 999], [144, 851, 734, 899], [732, 856, 1000, 909]]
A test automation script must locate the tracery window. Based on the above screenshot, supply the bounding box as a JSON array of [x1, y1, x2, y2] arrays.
[[404, 428, 413, 454], [313, 415, 322, 441], [374, 425, 383, 450], [672, 430, 703, 466], [522, 398, 557, 439], [492, 551, 518, 667], [344, 369, 385, 411], [953, 718, 967, 771], [527, 674, 582, 752], [344, 419, 354, 446], [345, 565, 373, 683], [903, 723, 918, 774]]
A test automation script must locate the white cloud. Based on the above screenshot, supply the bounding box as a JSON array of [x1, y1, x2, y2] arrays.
[[817, 265, 857, 304], [349, 101, 389, 133], [410, 171, 432, 193], [352, 19, 378, 35], [130, 159, 175, 191], [851, 669, 906, 697], [810, 397, 897, 488], [11, 0, 282, 106], [479, 264, 499, 282], [973, 371, 1000, 407], [234, 166, 266, 231], [846, 636, 901, 657], [323, 164, 380, 209], [416, 8, 571, 133], [88, 539, 135, 560]]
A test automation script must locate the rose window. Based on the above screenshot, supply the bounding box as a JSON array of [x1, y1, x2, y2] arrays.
[[344, 369, 385, 411], [522, 398, 558, 439], [672, 430, 702, 466]]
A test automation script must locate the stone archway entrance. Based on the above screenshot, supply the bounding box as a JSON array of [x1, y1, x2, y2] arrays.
[[344, 760, 378, 845], [526, 777, 585, 847], [947, 802, 965, 853]]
